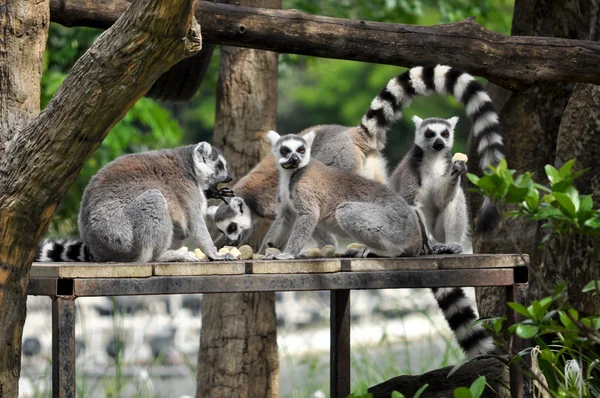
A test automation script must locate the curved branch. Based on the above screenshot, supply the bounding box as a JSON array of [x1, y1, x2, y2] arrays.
[[0, 0, 201, 279], [50, 0, 600, 90]]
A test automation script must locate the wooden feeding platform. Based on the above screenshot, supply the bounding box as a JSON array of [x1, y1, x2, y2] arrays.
[[27, 254, 529, 398]]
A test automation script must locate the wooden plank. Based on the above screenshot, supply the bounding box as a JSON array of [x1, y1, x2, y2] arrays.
[[250, 259, 341, 274], [31, 263, 152, 278], [154, 262, 245, 276], [48, 0, 600, 90], [346, 254, 526, 271]]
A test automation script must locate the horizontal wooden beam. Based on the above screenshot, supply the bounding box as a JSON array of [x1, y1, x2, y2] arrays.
[[50, 0, 600, 90]]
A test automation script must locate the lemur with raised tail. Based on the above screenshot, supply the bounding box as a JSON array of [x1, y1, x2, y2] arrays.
[[391, 115, 468, 248], [390, 115, 496, 358], [209, 65, 504, 248], [36, 142, 237, 262]]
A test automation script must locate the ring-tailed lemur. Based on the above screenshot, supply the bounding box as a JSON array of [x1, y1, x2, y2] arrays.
[[210, 65, 504, 247], [263, 131, 493, 358], [390, 116, 495, 358], [391, 115, 468, 248], [36, 142, 237, 262], [258, 130, 460, 259]]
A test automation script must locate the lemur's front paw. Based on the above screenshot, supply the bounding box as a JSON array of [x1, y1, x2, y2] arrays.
[[264, 252, 295, 260], [431, 243, 463, 255], [275, 253, 295, 260], [210, 253, 237, 261], [341, 246, 370, 258], [451, 160, 467, 177], [205, 187, 235, 200]]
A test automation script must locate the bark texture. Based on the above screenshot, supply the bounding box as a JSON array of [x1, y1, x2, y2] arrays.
[[0, 0, 201, 395], [49, 0, 600, 90], [196, 1, 280, 397], [470, 0, 600, 318]]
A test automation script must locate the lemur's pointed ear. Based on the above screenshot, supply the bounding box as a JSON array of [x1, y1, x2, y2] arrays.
[[448, 116, 459, 129], [303, 131, 316, 149], [206, 206, 218, 220], [194, 142, 212, 162], [229, 197, 245, 214], [412, 115, 423, 128], [266, 131, 280, 147]]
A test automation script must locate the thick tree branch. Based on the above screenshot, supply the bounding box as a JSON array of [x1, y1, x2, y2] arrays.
[[0, 0, 200, 394], [50, 0, 600, 90]]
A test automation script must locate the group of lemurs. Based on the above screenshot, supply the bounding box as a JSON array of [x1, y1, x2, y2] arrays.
[[36, 64, 503, 359]]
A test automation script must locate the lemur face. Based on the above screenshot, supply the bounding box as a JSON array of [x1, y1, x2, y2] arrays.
[[413, 116, 458, 153], [267, 130, 316, 170], [209, 197, 252, 247], [193, 142, 232, 189]]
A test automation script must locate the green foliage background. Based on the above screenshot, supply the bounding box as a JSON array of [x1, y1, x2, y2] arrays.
[[44, 0, 514, 236]]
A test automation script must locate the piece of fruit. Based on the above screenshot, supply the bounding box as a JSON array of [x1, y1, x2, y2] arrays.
[[452, 152, 468, 163], [177, 246, 188, 252], [305, 248, 321, 258], [346, 242, 366, 250], [218, 247, 230, 255], [239, 245, 253, 260], [194, 249, 207, 260], [320, 245, 336, 257], [252, 254, 265, 260], [265, 248, 281, 256], [229, 247, 241, 259]]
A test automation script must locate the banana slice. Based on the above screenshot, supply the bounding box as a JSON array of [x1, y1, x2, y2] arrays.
[[239, 245, 254, 260], [305, 248, 321, 258], [194, 249, 207, 260], [177, 246, 188, 252], [320, 245, 336, 258], [229, 247, 241, 259], [218, 247, 230, 255], [452, 152, 468, 163], [265, 248, 281, 257]]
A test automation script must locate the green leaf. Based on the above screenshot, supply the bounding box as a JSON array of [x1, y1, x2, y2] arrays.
[[469, 376, 486, 398], [583, 281, 600, 293], [515, 324, 539, 339], [467, 173, 480, 186], [506, 185, 530, 203], [565, 186, 580, 212], [585, 218, 600, 229], [545, 164, 560, 184], [559, 311, 575, 329], [524, 189, 539, 210], [453, 387, 472, 398], [558, 159, 576, 178], [413, 384, 429, 398], [555, 282, 569, 294], [553, 192, 577, 217], [391, 392, 405, 398], [579, 195, 594, 213], [507, 302, 531, 318]]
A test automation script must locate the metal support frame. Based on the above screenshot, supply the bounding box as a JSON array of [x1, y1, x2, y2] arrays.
[[52, 296, 76, 398], [27, 263, 529, 397], [330, 290, 351, 398]]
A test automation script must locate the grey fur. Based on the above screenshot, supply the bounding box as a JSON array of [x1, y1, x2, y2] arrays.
[[390, 116, 468, 247], [260, 132, 423, 259], [211, 64, 506, 245], [391, 117, 494, 358], [77, 142, 236, 262]]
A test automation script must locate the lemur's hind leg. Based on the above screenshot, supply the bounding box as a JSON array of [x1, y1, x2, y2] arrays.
[[335, 202, 422, 257], [433, 191, 468, 250], [311, 226, 337, 248], [124, 189, 174, 262]]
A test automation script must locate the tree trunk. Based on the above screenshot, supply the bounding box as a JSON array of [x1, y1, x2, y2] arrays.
[[196, 1, 280, 397], [0, 0, 201, 395], [470, 0, 600, 317]]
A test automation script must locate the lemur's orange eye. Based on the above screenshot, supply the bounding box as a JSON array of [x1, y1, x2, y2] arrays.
[[441, 130, 450, 138], [298, 146, 306, 154]]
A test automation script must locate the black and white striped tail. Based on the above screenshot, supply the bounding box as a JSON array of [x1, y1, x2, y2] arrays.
[[35, 239, 92, 262], [431, 287, 495, 358], [359, 65, 504, 233]]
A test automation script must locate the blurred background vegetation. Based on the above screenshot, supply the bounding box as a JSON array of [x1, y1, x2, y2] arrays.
[[45, 0, 514, 237]]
